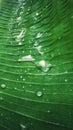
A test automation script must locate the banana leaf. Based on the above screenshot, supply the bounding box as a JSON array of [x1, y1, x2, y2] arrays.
[[0, 0, 73, 130]]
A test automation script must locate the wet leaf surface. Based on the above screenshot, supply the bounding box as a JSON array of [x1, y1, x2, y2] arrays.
[[0, 0, 73, 130]]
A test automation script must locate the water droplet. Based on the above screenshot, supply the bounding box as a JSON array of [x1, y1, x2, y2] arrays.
[[34, 41, 39, 47], [18, 55, 35, 62], [34, 46, 43, 55], [65, 79, 68, 82], [20, 75, 23, 78], [43, 88, 45, 91], [36, 33, 42, 38], [20, 124, 26, 130], [23, 86, 25, 88], [36, 91, 43, 97], [30, 50, 32, 54], [20, 11, 24, 15], [51, 53, 54, 58], [23, 2, 26, 6], [39, 60, 46, 67], [17, 16, 21, 22], [0, 84, 6, 88], [18, 42, 22, 45], [16, 30, 24, 40], [36, 12, 39, 16], [27, 8, 30, 11], [16, 29, 26, 42], [38, 60, 52, 72], [47, 110, 50, 113], [14, 87, 17, 90], [34, 16, 37, 21], [22, 51, 25, 53], [23, 78, 25, 81]]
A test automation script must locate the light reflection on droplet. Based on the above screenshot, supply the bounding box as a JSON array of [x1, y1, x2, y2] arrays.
[[47, 110, 50, 113]]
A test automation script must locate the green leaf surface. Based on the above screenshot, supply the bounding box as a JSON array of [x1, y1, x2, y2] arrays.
[[0, 0, 73, 130]]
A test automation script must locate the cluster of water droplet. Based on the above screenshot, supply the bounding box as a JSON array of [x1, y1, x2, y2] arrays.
[[14, 0, 26, 46]]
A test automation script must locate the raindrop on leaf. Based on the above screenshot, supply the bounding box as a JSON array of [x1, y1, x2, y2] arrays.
[[23, 78, 25, 81], [23, 86, 25, 88], [20, 124, 26, 130], [65, 79, 68, 82], [17, 16, 21, 22], [43, 88, 45, 91], [36, 91, 43, 97], [38, 60, 52, 72], [36, 12, 39, 16], [18, 55, 35, 62], [18, 42, 22, 45], [0, 84, 6, 89], [20, 75, 23, 78], [36, 33, 42, 38]]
